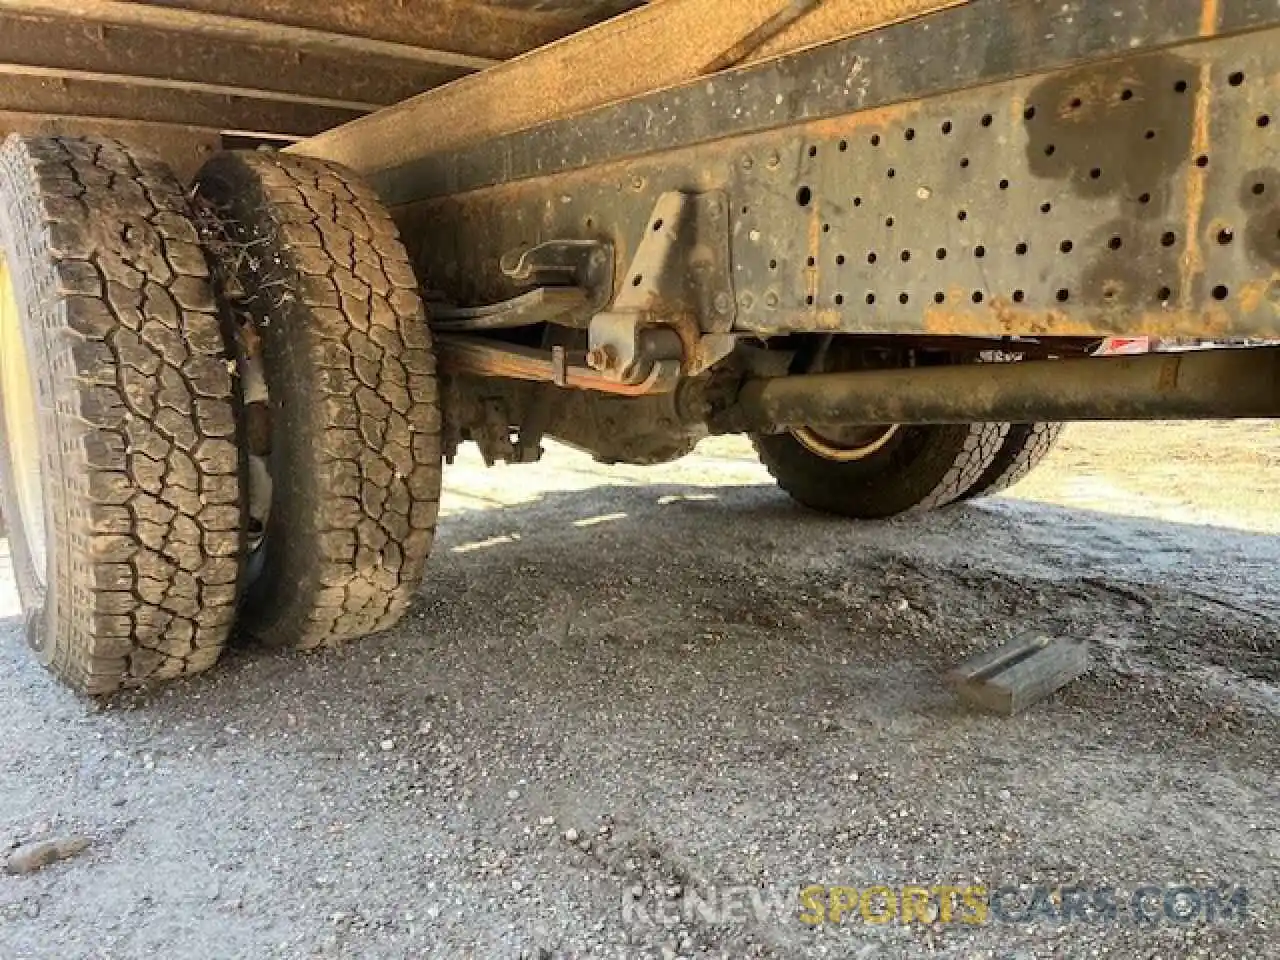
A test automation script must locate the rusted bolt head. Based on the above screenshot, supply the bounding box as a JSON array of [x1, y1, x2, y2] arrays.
[[764, 291, 780, 309], [739, 292, 755, 310], [713, 292, 733, 314], [741, 155, 755, 170], [766, 152, 782, 170], [586, 345, 617, 370]]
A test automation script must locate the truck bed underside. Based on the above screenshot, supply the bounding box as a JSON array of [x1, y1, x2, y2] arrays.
[[0, 0, 642, 176]]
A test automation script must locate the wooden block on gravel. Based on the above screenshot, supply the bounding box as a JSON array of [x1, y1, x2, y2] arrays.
[[948, 635, 1088, 715]]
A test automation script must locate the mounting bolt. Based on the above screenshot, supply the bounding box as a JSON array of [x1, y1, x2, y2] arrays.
[[586, 345, 617, 371], [766, 152, 782, 170], [739, 292, 755, 310], [713, 292, 733, 314], [741, 155, 755, 170], [764, 291, 780, 309]]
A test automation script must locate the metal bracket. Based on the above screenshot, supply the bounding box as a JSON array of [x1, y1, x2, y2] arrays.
[[585, 190, 740, 383], [439, 378, 546, 467], [608, 190, 737, 332], [500, 239, 614, 305], [586, 311, 684, 384], [475, 398, 517, 466]]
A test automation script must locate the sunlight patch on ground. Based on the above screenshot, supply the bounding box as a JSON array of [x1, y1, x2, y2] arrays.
[[450, 533, 522, 554], [1008, 474, 1209, 523], [572, 512, 628, 528], [439, 438, 771, 518], [0, 539, 18, 617]]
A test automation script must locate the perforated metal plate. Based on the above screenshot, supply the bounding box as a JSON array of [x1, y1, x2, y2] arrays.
[[731, 31, 1280, 337], [403, 22, 1280, 341]]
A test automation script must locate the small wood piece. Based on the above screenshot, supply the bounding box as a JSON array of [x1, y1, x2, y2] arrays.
[[948, 634, 1088, 715], [5, 835, 91, 875]]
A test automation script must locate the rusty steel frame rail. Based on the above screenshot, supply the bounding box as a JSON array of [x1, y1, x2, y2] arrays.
[[364, 0, 1277, 203], [725, 346, 1280, 429], [380, 0, 1280, 347]]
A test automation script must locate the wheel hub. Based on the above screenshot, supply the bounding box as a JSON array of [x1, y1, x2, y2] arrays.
[[0, 255, 48, 582]]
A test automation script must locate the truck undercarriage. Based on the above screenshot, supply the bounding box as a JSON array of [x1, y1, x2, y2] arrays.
[[0, 0, 1276, 691]]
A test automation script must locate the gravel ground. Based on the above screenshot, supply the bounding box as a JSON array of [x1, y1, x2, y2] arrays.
[[0, 422, 1277, 959]]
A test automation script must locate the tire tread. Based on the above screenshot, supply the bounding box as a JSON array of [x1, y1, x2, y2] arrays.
[[0, 135, 242, 693], [962, 422, 1064, 500], [194, 151, 439, 650], [752, 422, 1008, 519]]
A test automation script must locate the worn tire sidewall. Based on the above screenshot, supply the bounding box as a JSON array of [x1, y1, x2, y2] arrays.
[[755, 423, 985, 518], [194, 157, 319, 636], [0, 140, 71, 661]]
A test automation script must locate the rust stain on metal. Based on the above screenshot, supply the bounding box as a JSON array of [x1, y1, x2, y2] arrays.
[[1238, 275, 1278, 314], [1181, 70, 1213, 304], [1198, 0, 1220, 40], [920, 304, 1239, 339], [804, 101, 924, 141], [985, 296, 1032, 335], [664, 312, 704, 375], [1180, 0, 1219, 304], [801, 308, 832, 329]]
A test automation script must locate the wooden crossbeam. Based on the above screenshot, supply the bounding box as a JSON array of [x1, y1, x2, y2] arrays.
[[137, 0, 636, 63], [0, 10, 467, 108], [0, 64, 378, 112], [0, 73, 359, 136], [294, 0, 964, 176], [0, 0, 500, 71]]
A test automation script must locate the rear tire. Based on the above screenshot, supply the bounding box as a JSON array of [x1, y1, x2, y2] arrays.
[[961, 422, 1063, 500], [752, 422, 1008, 519], [193, 151, 441, 650], [0, 136, 243, 693]]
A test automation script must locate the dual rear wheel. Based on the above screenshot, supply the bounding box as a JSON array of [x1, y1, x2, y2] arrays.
[[0, 136, 441, 693], [751, 346, 1062, 518]]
